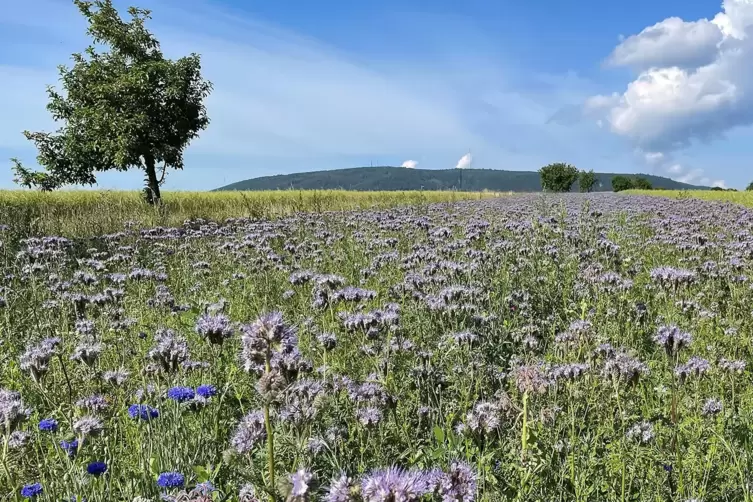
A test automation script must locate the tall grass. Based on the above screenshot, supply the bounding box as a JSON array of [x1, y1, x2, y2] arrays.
[[628, 189, 753, 206], [0, 189, 499, 238]]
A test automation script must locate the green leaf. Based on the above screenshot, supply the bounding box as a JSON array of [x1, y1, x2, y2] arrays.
[[433, 425, 445, 444]]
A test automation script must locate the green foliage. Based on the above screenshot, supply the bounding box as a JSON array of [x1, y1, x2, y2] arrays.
[[217, 167, 710, 192], [538, 162, 579, 192], [611, 175, 634, 192], [633, 176, 653, 190], [747, 182, 753, 191], [578, 169, 597, 192], [11, 0, 212, 204], [711, 186, 725, 191]]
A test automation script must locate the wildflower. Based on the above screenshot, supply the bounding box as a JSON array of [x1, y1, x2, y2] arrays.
[[157, 472, 185, 489], [195, 313, 234, 344], [653, 325, 692, 355], [87, 462, 108, 476], [361, 466, 431, 502], [626, 421, 654, 444], [196, 385, 217, 399], [60, 439, 79, 458], [0, 389, 31, 432], [103, 369, 130, 386], [513, 364, 550, 394], [21, 483, 43, 499], [8, 431, 31, 449], [434, 461, 477, 502], [76, 395, 109, 412], [230, 411, 267, 454], [289, 468, 314, 500], [465, 401, 501, 435], [675, 356, 710, 381], [702, 398, 723, 416], [73, 416, 104, 438], [128, 404, 160, 421], [38, 418, 58, 432], [326, 474, 355, 502], [356, 407, 383, 427], [239, 484, 261, 502], [19, 339, 59, 382], [70, 341, 104, 366], [148, 329, 189, 373], [167, 387, 195, 403]]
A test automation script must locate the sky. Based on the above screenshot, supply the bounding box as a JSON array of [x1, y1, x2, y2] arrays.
[[1, 0, 752, 190]]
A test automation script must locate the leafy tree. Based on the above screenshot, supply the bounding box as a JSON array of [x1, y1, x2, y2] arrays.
[[747, 182, 753, 191], [578, 169, 597, 192], [711, 186, 725, 191], [611, 175, 635, 192], [539, 162, 579, 192], [11, 0, 212, 204], [633, 177, 653, 190]]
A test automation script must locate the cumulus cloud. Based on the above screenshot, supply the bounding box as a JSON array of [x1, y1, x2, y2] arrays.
[[401, 160, 418, 168], [606, 17, 723, 71], [455, 153, 472, 169], [585, 0, 753, 187]]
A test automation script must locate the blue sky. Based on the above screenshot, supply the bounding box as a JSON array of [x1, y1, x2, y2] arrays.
[[2, 0, 752, 190]]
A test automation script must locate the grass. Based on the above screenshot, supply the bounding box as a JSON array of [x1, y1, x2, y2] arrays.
[[0, 189, 499, 239], [628, 189, 753, 206]]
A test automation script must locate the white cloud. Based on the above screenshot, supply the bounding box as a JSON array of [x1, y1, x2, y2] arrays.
[[401, 160, 418, 168], [667, 163, 683, 174], [712, 179, 728, 188], [607, 17, 723, 71], [455, 153, 472, 169], [643, 151, 665, 164], [589, 0, 753, 154]]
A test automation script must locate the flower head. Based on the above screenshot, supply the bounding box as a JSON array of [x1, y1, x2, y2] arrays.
[[157, 472, 185, 489], [38, 418, 58, 432], [87, 462, 108, 476], [128, 404, 160, 421], [21, 483, 43, 499], [167, 387, 195, 403]]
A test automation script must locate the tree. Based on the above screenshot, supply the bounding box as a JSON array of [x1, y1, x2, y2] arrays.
[[11, 0, 212, 204], [611, 175, 634, 192], [539, 162, 579, 192], [578, 169, 596, 192], [633, 177, 653, 190], [747, 181, 753, 191]]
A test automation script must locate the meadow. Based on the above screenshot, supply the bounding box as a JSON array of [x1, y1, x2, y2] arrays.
[[629, 189, 753, 206], [2, 190, 753, 501], [0, 190, 497, 239]]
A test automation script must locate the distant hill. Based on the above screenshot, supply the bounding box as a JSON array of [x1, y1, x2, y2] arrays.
[[214, 166, 709, 192]]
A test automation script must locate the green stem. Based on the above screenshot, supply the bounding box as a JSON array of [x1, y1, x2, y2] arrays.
[[264, 355, 276, 502]]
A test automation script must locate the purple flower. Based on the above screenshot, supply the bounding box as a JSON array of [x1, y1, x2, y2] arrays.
[[167, 386, 195, 403], [326, 474, 355, 502], [231, 411, 267, 453], [21, 483, 43, 499], [38, 418, 58, 432], [290, 468, 314, 499], [196, 385, 217, 399], [157, 472, 185, 489], [60, 439, 79, 458], [128, 404, 160, 420], [361, 466, 431, 502], [86, 462, 108, 476], [195, 313, 234, 344]]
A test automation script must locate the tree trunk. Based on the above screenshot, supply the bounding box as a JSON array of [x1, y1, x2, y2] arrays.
[[143, 154, 161, 205]]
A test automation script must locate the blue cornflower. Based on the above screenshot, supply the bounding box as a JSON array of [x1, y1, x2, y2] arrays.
[[166, 387, 195, 403], [196, 385, 217, 399], [157, 471, 185, 489], [60, 439, 79, 458], [20, 483, 43, 498], [38, 418, 58, 432], [127, 404, 160, 420], [86, 462, 108, 476]]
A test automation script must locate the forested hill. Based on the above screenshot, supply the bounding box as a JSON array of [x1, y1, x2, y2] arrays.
[[214, 166, 708, 192]]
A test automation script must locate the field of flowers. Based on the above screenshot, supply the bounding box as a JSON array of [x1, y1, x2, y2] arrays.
[[1, 192, 752, 501]]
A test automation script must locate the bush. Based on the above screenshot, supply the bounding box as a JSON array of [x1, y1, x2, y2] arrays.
[[578, 170, 597, 193], [539, 163, 579, 192], [611, 176, 635, 192], [633, 177, 653, 190]]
